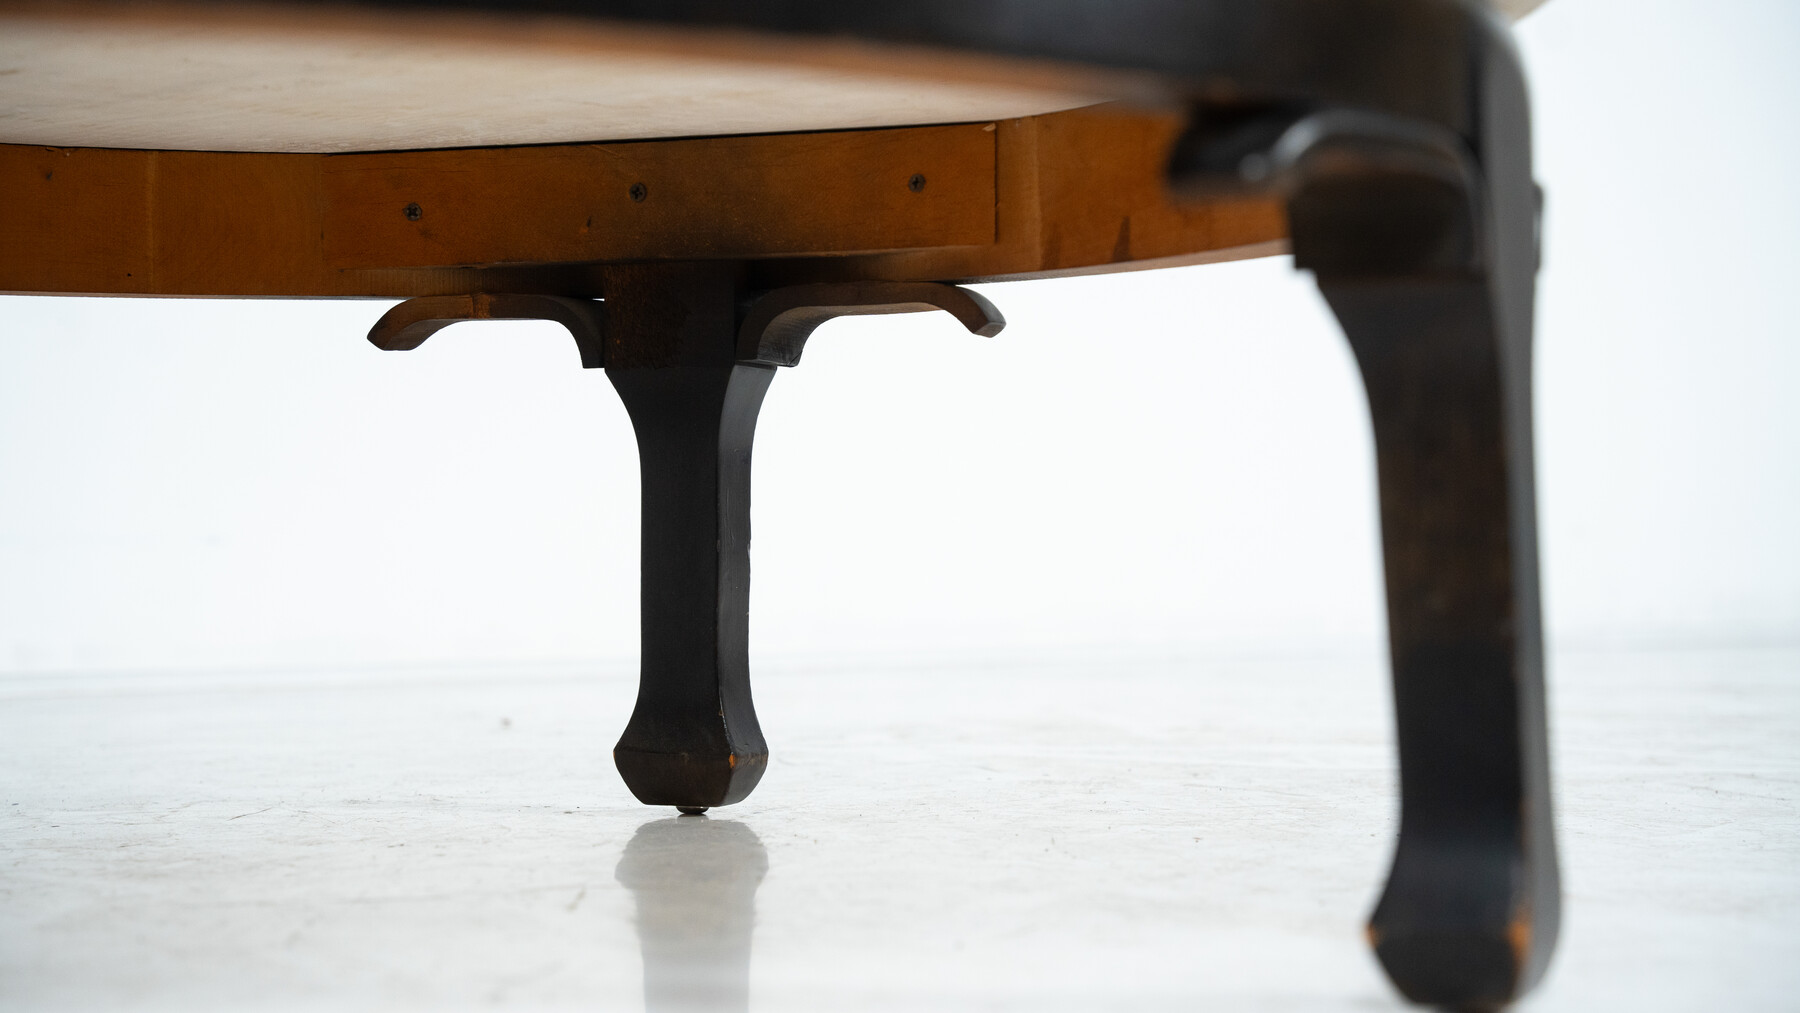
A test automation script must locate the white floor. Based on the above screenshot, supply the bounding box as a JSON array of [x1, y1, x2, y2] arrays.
[[3, 645, 1796, 1011]]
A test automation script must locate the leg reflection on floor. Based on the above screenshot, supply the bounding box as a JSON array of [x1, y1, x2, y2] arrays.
[[616, 816, 768, 1013]]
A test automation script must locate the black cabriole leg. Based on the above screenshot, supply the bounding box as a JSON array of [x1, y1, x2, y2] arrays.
[[1280, 88, 1560, 1011], [608, 364, 772, 808], [604, 263, 771, 810], [1330, 276, 1556, 1008], [598, 266, 1003, 811], [360, 270, 773, 810], [1165, 16, 1558, 1007]]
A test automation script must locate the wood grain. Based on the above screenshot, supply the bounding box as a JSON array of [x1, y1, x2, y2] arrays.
[[0, 147, 151, 294], [757, 106, 1289, 287], [0, 1, 1109, 153], [0, 106, 1288, 298], [321, 125, 996, 270]]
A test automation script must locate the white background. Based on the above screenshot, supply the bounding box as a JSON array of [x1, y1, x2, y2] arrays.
[[2, 0, 1796, 675]]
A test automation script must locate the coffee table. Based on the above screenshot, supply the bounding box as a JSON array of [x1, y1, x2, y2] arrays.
[[0, 0, 1557, 1005]]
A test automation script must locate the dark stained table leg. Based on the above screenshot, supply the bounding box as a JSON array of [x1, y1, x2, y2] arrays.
[[1332, 274, 1557, 1008], [1277, 54, 1560, 1007], [601, 271, 1003, 810], [608, 362, 773, 809], [604, 262, 771, 810], [364, 273, 1002, 812]]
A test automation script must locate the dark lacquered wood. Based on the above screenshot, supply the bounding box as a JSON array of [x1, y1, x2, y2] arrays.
[[599, 263, 771, 808], [603, 271, 1010, 807], [1278, 37, 1558, 1007]]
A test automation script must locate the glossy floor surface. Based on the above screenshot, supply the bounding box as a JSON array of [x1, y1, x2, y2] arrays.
[[4, 646, 1797, 1011]]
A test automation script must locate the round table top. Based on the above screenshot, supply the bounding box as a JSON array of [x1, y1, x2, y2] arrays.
[[0, 2, 1115, 154], [1, 0, 1546, 154], [0, 0, 1545, 300]]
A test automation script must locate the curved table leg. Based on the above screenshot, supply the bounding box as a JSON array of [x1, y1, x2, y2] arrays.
[[1330, 275, 1557, 1007], [602, 263, 771, 810], [1281, 102, 1560, 1006], [608, 362, 774, 809], [602, 268, 1002, 811]]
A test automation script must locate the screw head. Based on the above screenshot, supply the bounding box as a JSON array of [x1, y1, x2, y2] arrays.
[[629, 182, 648, 202], [908, 173, 927, 193], [402, 202, 422, 221]]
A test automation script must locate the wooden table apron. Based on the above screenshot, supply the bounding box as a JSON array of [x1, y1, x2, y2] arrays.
[[0, 105, 1288, 298]]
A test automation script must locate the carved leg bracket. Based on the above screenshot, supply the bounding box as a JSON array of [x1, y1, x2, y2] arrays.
[[368, 267, 1002, 811]]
